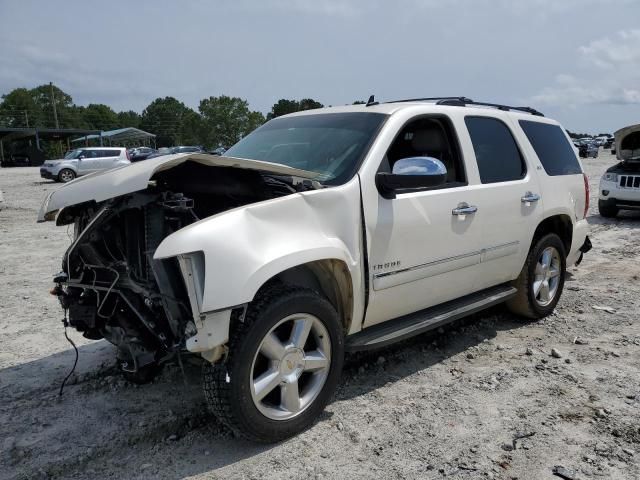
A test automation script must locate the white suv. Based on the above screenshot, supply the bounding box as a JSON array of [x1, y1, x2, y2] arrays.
[[38, 98, 591, 442], [598, 122, 640, 217], [40, 147, 130, 183]]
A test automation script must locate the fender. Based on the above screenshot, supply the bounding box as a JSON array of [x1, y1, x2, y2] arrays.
[[153, 176, 365, 318]]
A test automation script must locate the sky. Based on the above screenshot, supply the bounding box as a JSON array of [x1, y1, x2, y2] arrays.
[[0, 0, 639, 133]]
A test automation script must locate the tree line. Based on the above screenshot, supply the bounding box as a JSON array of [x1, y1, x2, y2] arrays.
[[0, 84, 342, 148]]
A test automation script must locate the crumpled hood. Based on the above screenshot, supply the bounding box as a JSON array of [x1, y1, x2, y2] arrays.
[[37, 153, 321, 222]]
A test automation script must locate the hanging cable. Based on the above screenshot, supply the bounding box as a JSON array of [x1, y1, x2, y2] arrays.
[[58, 309, 79, 397]]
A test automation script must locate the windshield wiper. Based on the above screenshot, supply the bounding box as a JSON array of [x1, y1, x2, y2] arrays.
[[262, 174, 323, 192]]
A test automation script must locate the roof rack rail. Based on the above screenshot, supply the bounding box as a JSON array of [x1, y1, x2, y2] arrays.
[[384, 96, 474, 105], [456, 100, 544, 117], [381, 96, 544, 117]]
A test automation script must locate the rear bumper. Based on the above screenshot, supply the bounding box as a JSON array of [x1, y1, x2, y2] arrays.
[[567, 218, 589, 266], [575, 236, 592, 266]]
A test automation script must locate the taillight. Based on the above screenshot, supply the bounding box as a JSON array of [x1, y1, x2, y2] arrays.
[[583, 173, 590, 218]]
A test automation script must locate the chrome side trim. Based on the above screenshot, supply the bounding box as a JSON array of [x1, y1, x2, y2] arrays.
[[372, 241, 520, 291], [481, 241, 520, 262], [374, 250, 480, 279]]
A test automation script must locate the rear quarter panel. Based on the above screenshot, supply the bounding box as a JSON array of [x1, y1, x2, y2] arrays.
[[509, 114, 588, 261]]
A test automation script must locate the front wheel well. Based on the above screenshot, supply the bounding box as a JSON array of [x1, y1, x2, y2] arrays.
[[532, 215, 573, 254], [255, 260, 354, 334]]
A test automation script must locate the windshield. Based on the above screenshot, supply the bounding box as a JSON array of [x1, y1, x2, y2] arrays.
[[225, 112, 387, 185], [64, 149, 83, 159]]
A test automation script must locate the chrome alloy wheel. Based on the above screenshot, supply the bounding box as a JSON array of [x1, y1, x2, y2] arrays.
[[250, 313, 331, 420], [533, 246, 561, 307], [59, 169, 75, 182]]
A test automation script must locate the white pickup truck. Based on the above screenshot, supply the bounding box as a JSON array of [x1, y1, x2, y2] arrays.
[[39, 97, 591, 442]]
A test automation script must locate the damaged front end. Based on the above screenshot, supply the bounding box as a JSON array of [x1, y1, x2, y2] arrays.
[[45, 157, 319, 377], [53, 191, 197, 375]]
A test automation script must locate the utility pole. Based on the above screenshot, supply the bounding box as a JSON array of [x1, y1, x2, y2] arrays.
[[50, 82, 59, 128], [25, 111, 32, 146]]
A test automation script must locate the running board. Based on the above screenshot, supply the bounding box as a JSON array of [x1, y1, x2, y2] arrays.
[[346, 284, 517, 352]]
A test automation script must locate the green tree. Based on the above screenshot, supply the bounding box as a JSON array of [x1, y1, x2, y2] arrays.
[[29, 84, 75, 128], [82, 103, 119, 130], [267, 99, 299, 120], [0, 87, 43, 127], [298, 98, 323, 111], [140, 97, 199, 147], [199, 95, 265, 148], [117, 110, 142, 129], [266, 98, 324, 120], [180, 109, 205, 146]]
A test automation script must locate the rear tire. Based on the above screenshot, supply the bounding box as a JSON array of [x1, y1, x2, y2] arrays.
[[58, 168, 76, 183], [598, 200, 618, 218], [507, 233, 566, 319], [203, 285, 344, 442]]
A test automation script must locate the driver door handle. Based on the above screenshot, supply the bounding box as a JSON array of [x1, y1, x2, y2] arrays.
[[521, 192, 540, 203], [452, 202, 478, 216]]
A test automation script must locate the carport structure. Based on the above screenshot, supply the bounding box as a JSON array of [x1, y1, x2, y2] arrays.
[[72, 127, 156, 148], [0, 127, 102, 166]]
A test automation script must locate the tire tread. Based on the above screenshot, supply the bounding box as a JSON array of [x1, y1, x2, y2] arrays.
[[203, 283, 338, 442], [506, 233, 566, 320]]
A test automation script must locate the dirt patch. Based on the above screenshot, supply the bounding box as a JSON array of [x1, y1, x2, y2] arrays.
[[1, 154, 639, 479]]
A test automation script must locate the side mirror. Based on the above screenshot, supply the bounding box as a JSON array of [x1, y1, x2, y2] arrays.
[[78, 155, 85, 160], [376, 157, 447, 199]]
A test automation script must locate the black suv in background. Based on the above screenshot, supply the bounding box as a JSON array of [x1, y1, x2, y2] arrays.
[[579, 142, 599, 158]]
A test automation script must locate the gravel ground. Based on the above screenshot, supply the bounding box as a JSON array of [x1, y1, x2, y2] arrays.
[[1, 152, 639, 480]]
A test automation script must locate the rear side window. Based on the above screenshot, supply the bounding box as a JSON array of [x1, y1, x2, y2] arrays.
[[100, 149, 121, 157], [519, 121, 582, 175], [82, 150, 100, 158], [465, 117, 526, 183]]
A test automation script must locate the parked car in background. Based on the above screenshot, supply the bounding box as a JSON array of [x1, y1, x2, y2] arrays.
[[209, 146, 227, 156], [171, 146, 204, 154], [604, 137, 614, 149], [599, 123, 640, 217], [0, 146, 47, 167], [39, 147, 130, 183], [129, 147, 158, 162], [145, 151, 172, 160], [599, 160, 640, 217], [579, 142, 598, 158]]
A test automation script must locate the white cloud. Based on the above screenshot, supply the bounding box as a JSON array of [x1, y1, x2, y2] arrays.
[[580, 29, 640, 68], [232, 0, 359, 17], [531, 29, 640, 107]]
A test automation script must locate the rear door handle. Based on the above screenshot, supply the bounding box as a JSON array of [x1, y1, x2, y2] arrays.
[[452, 202, 478, 216], [521, 192, 540, 203]]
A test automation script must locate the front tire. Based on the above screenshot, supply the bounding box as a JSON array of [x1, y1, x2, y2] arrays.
[[203, 285, 344, 442], [58, 168, 76, 183], [598, 200, 618, 218], [507, 233, 566, 319]]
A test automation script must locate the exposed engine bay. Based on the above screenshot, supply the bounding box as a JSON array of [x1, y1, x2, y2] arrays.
[[50, 161, 316, 376]]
